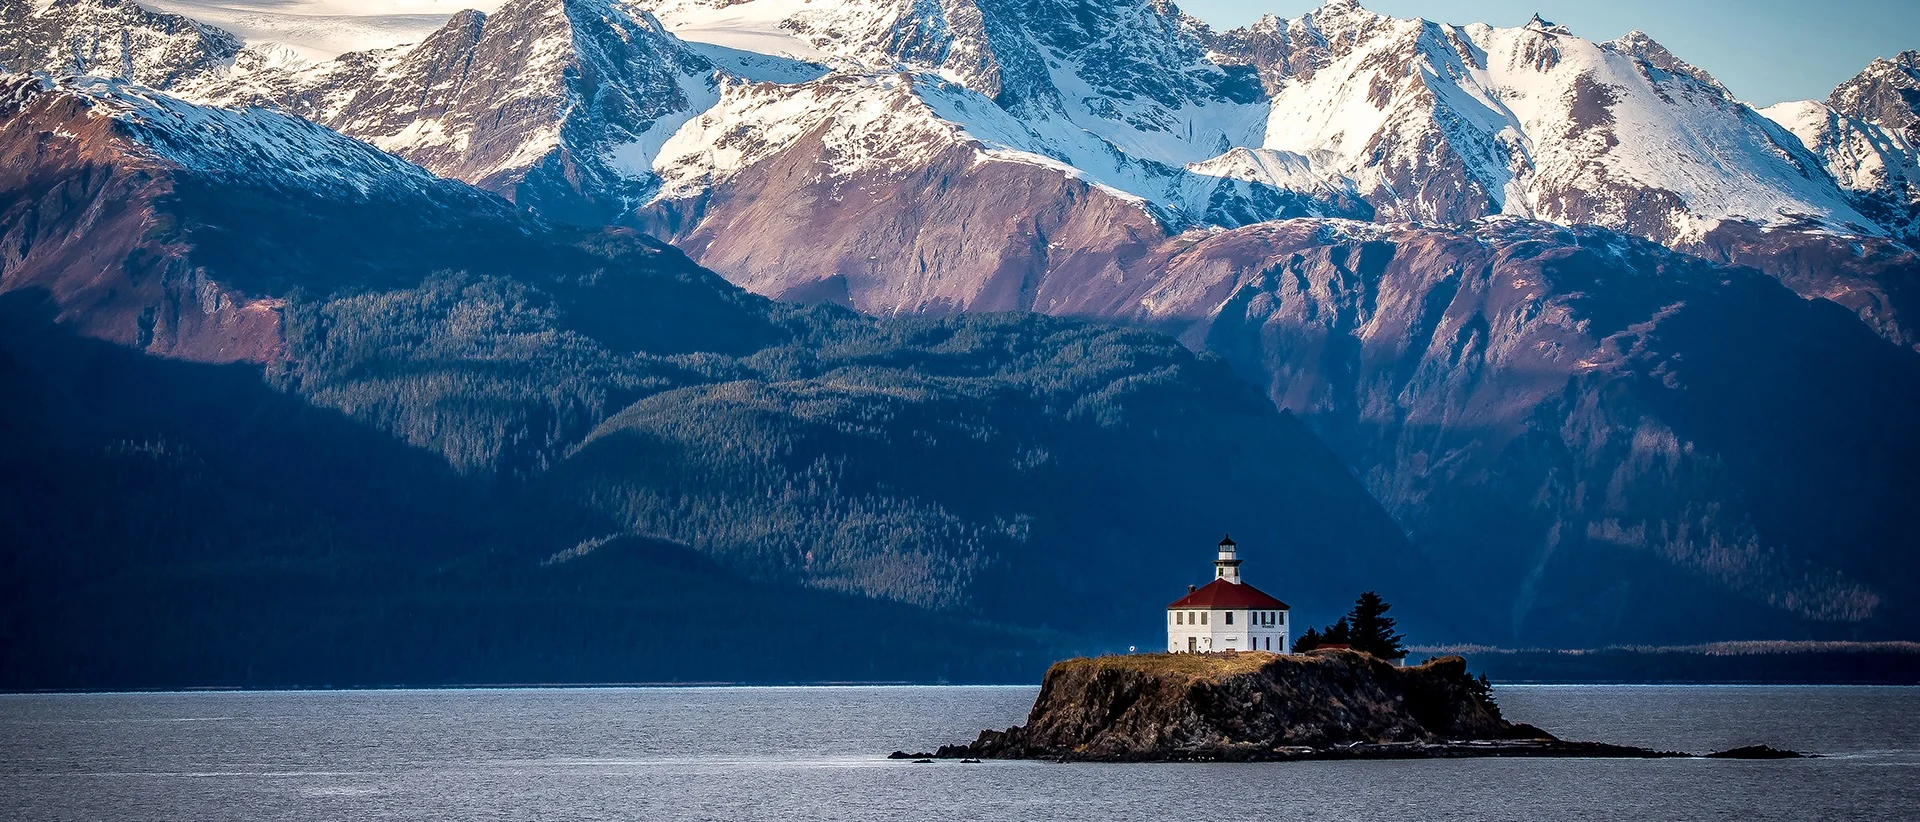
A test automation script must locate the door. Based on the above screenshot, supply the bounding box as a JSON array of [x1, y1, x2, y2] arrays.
[[1187, 636, 1197, 653]]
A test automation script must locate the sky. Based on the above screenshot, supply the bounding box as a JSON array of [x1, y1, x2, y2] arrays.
[[1180, 0, 1920, 106]]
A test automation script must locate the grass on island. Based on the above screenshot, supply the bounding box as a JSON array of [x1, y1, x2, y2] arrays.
[[1054, 649, 1442, 683], [1055, 651, 1301, 681]]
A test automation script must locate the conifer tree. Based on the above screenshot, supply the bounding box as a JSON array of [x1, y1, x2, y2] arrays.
[[1294, 626, 1323, 652], [1323, 617, 1353, 645], [1346, 591, 1406, 660], [1468, 673, 1501, 718]]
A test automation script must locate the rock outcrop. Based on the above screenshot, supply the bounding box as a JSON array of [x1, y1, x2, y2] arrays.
[[913, 651, 1745, 762], [939, 651, 1546, 761]]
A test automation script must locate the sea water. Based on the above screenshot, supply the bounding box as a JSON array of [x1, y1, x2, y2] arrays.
[[2, 685, 1915, 821]]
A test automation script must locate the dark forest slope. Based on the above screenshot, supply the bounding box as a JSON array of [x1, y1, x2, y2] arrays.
[[0, 75, 1424, 687]]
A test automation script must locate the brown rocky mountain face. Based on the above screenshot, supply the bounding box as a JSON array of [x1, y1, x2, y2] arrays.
[[1159, 221, 1920, 640], [0, 73, 649, 364], [1, 74, 293, 363], [637, 137, 1175, 317], [1690, 223, 1920, 349]]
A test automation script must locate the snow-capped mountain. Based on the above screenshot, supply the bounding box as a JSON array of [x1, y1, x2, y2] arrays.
[[61, 76, 479, 198], [140, 0, 501, 67], [18, 0, 1902, 249], [632, 0, 1890, 244], [47, 0, 1890, 336], [1764, 52, 1920, 242], [1215, 3, 1876, 244], [0, 70, 527, 361], [641, 0, 1423, 228], [0, 0, 240, 88], [187, 0, 718, 224]]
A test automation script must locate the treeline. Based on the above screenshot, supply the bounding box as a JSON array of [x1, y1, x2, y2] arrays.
[[275, 265, 1429, 635], [1294, 592, 1409, 660], [0, 297, 1057, 689]]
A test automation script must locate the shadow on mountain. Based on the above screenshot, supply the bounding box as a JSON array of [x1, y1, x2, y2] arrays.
[[0, 293, 1056, 689]]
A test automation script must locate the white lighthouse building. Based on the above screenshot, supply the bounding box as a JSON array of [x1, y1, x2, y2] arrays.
[[1167, 535, 1291, 654]]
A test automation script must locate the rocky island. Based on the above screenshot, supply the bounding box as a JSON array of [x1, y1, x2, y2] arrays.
[[897, 650, 1803, 762]]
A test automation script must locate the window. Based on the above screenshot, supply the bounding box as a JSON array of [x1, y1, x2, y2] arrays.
[[1176, 612, 1183, 625], [1201, 612, 1208, 625], [1225, 612, 1234, 625]]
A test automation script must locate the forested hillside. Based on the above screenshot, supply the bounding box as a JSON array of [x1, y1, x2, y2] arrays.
[[0, 296, 1059, 688], [0, 76, 1425, 687]]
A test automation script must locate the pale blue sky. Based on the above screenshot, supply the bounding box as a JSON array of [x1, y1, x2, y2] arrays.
[[1180, 0, 1919, 106]]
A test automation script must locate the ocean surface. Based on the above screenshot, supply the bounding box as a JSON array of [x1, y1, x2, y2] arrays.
[[2, 684, 1915, 821]]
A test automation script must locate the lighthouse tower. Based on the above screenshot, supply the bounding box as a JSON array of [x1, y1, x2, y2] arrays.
[[1167, 534, 1290, 654], [1214, 535, 1241, 583]]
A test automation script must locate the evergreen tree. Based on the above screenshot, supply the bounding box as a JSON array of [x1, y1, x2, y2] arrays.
[[1345, 591, 1406, 660], [1323, 616, 1353, 645], [1294, 626, 1323, 652], [1468, 673, 1501, 718]]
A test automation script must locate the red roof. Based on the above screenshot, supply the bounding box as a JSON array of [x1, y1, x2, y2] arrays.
[[1166, 578, 1290, 610]]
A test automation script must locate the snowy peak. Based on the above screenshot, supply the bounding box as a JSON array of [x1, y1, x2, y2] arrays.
[[1605, 30, 1731, 97], [138, 0, 506, 67], [1764, 52, 1920, 241], [1523, 14, 1571, 36], [1225, 3, 1874, 243], [4, 0, 1906, 257], [0, 0, 241, 89], [1306, 0, 1376, 30], [1294, 0, 1404, 47], [0, 71, 483, 205], [191, 0, 719, 223], [0, 71, 41, 116], [984, 0, 1257, 109], [641, 0, 1255, 108], [1828, 50, 1920, 136]]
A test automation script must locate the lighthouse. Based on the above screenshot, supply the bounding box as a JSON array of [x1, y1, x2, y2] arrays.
[[1166, 535, 1291, 654], [1213, 534, 1242, 583]]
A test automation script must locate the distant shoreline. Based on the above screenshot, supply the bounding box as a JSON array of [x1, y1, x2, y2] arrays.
[[1427, 642, 1920, 686]]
